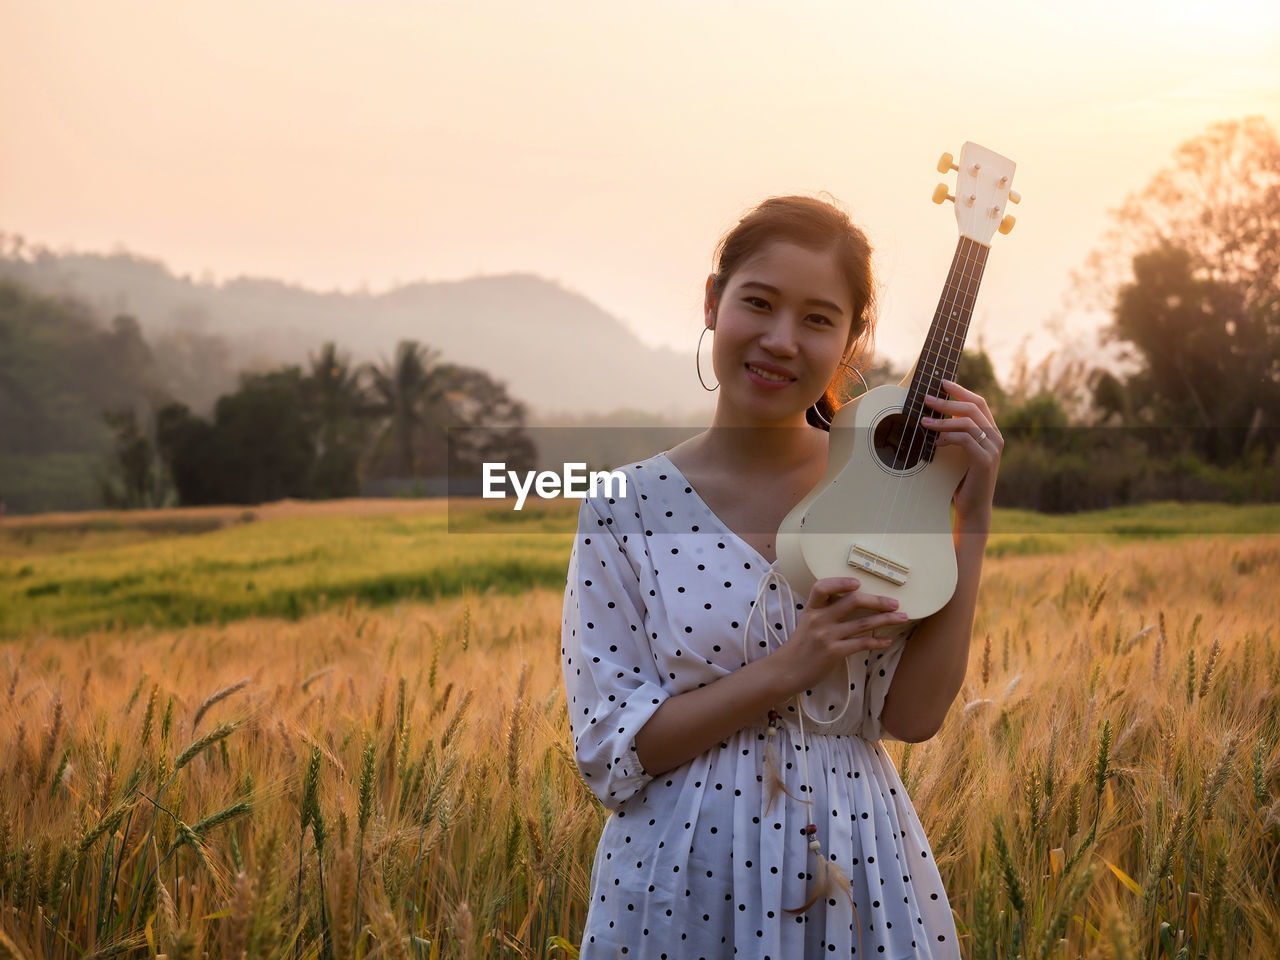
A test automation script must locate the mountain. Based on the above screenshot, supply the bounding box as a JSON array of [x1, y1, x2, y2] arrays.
[[0, 244, 714, 424]]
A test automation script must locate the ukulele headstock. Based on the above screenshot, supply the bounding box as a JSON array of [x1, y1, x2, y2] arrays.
[[933, 142, 1019, 246]]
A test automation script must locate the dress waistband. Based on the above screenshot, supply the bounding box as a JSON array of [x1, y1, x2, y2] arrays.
[[737, 720, 865, 740]]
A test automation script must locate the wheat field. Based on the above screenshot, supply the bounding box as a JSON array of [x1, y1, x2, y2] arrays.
[[2, 509, 1278, 958]]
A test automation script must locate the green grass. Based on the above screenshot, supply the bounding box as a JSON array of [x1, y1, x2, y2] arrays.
[[3, 499, 1277, 638], [992, 499, 1280, 534], [0, 512, 248, 558], [984, 500, 1280, 556], [0, 504, 578, 638]]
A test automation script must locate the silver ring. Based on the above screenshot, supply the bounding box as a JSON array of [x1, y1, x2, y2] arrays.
[[976, 429, 988, 443]]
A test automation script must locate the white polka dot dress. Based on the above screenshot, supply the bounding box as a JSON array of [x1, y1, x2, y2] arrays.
[[561, 452, 959, 959]]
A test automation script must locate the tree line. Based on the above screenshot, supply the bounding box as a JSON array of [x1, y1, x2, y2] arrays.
[[97, 340, 535, 509], [992, 116, 1280, 510], [0, 271, 537, 512]]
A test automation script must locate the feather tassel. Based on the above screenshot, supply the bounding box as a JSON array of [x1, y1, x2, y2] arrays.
[[820, 852, 864, 957], [785, 836, 832, 914], [817, 852, 855, 909], [786, 836, 863, 956], [762, 732, 801, 815], [762, 712, 802, 816]]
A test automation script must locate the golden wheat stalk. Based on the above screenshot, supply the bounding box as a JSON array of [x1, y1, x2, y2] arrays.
[[173, 721, 241, 776], [192, 679, 250, 731]]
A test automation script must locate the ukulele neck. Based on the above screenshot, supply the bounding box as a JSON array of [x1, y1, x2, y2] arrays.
[[904, 236, 990, 424]]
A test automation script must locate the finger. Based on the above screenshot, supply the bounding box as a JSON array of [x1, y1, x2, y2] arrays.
[[939, 379, 982, 401], [921, 394, 982, 422], [831, 591, 901, 619], [940, 421, 1001, 448], [833, 629, 895, 654], [923, 395, 984, 423], [921, 414, 985, 437], [921, 392, 961, 409], [941, 379, 996, 421], [809, 577, 861, 608], [935, 429, 993, 451], [922, 412, 998, 446], [847, 610, 912, 635], [929, 380, 991, 414]]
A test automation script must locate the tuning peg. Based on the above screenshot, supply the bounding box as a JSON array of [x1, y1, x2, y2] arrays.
[[932, 183, 954, 205], [936, 152, 958, 174], [996, 176, 1022, 205], [998, 214, 1016, 235]]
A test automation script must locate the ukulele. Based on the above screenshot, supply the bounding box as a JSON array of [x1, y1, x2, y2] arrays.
[[775, 142, 1019, 619]]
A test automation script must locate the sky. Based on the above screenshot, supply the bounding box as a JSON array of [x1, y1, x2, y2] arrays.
[[2, 0, 1279, 384]]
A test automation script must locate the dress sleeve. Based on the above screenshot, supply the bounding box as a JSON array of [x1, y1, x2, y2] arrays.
[[561, 495, 669, 811], [856, 621, 914, 742]]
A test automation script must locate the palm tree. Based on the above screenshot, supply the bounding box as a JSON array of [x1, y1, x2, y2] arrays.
[[305, 342, 365, 451], [304, 341, 369, 497], [365, 340, 454, 479]]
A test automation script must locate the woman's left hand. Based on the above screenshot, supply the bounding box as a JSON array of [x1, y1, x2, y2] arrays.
[[920, 379, 1003, 531]]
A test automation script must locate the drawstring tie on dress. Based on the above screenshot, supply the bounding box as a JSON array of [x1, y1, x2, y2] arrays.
[[742, 567, 860, 929]]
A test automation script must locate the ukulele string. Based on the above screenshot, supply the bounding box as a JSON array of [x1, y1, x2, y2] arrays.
[[860, 239, 962, 567], [869, 235, 977, 567], [893, 238, 988, 537]]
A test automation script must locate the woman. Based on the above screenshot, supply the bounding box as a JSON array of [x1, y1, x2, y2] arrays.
[[561, 195, 1001, 958]]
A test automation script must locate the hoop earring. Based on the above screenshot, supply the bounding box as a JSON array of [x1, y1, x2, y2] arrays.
[[696, 326, 719, 392], [839, 363, 870, 396], [811, 361, 869, 427]]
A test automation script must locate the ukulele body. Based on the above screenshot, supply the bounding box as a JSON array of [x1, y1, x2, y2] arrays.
[[775, 379, 967, 620]]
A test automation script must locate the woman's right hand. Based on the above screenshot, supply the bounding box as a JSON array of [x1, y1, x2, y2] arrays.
[[771, 577, 909, 694]]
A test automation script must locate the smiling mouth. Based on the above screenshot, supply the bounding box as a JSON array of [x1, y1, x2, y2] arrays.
[[745, 364, 795, 383]]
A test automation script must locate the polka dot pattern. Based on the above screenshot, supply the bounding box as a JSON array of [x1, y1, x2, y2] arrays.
[[561, 452, 959, 958]]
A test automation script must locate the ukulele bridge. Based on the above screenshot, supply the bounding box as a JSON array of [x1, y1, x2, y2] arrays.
[[847, 544, 909, 585]]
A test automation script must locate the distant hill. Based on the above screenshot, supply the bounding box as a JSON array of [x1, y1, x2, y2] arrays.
[[0, 244, 715, 424]]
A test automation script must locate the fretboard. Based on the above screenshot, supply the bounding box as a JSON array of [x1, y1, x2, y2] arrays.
[[905, 236, 990, 458]]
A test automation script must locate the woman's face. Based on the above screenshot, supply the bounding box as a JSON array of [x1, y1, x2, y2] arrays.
[[705, 239, 854, 427]]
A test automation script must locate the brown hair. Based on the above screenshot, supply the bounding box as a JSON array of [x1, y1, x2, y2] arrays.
[[708, 194, 877, 430]]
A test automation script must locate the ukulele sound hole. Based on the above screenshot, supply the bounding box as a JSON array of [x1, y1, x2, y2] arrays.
[[873, 413, 930, 471]]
